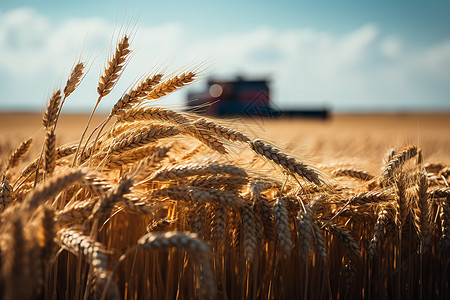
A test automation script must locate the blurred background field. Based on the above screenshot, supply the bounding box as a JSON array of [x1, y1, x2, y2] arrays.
[[2, 112, 449, 168]]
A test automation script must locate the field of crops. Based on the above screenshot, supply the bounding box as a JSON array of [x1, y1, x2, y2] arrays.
[[0, 32, 449, 300]]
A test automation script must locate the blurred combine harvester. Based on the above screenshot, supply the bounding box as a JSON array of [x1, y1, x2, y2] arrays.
[[187, 76, 329, 119]]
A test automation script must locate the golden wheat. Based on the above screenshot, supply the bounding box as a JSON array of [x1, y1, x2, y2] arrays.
[[0, 31, 449, 300]]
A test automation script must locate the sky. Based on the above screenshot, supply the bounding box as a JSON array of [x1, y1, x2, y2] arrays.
[[0, 0, 449, 112]]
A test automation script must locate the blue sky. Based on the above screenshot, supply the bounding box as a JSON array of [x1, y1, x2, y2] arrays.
[[1, 0, 449, 112]]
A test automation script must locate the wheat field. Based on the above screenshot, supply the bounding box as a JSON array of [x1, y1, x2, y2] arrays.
[[0, 33, 449, 300]]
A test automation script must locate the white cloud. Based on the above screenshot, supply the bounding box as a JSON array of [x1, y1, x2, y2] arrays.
[[0, 7, 449, 112], [379, 36, 402, 58]]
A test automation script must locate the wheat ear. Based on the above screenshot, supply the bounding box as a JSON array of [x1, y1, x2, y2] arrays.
[[42, 90, 62, 129], [241, 202, 258, 260], [19, 145, 76, 181], [439, 166, 450, 178], [147, 217, 176, 232], [273, 197, 293, 254], [103, 145, 168, 173], [117, 109, 229, 154], [296, 209, 314, 257], [1, 174, 13, 209], [23, 168, 85, 211], [189, 204, 206, 236], [73, 35, 131, 166], [383, 145, 417, 182], [57, 228, 119, 300], [136, 231, 215, 298], [189, 187, 246, 208], [104, 125, 180, 157], [180, 144, 204, 160], [147, 162, 247, 181], [250, 139, 322, 185], [331, 167, 374, 181], [63, 62, 84, 99], [394, 173, 409, 225], [193, 118, 251, 143], [210, 206, 226, 245], [348, 190, 393, 205], [53, 62, 85, 129], [89, 176, 133, 220], [186, 175, 248, 191], [327, 224, 361, 258], [182, 125, 228, 154], [145, 72, 196, 100], [111, 74, 163, 115], [250, 185, 277, 240], [98, 35, 130, 98], [33, 90, 61, 185], [154, 186, 246, 208], [368, 208, 390, 260], [117, 106, 190, 124], [312, 221, 327, 262], [43, 129, 56, 176], [439, 197, 450, 251], [56, 199, 97, 225], [414, 170, 431, 253], [126, 146, 170, 179], [428, 187, 450, 198], [6, 138, 32, 170]]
